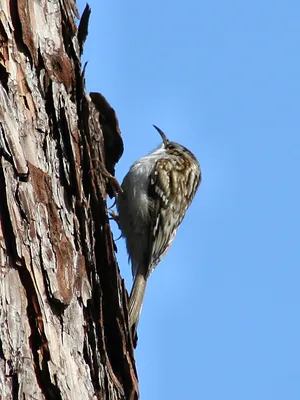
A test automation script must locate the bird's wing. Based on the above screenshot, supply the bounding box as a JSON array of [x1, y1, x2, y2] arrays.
[[146, 157, 184, 276]]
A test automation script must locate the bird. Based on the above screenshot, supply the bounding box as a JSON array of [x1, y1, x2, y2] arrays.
[[116, 125, 201, 340]]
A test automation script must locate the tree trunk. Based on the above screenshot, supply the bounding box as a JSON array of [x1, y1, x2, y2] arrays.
[[0, 1, 138, 399]]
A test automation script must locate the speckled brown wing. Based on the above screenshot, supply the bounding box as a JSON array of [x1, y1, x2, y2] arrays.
[[146, 149, 201, 277]]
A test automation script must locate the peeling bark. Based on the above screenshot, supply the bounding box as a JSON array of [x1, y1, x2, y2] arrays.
[[0, 1, 138, 399]]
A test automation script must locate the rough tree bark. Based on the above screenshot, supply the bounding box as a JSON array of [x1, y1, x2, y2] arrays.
[[0, 1, 138, 399]]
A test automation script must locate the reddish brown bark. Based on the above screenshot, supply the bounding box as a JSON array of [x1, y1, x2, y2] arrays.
[[0, 1, 138, 398]]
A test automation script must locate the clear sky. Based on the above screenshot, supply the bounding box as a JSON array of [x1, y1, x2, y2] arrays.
[[77, 1, 300, 399]]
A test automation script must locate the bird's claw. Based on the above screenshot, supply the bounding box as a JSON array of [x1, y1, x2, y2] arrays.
[[109, 210, 121, 231], [102, 169, 123, 198]]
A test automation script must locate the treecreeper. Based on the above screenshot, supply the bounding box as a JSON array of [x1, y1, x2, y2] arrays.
[[117, 125, 201, 344]]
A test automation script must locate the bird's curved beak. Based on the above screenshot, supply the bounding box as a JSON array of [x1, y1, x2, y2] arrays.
[[153, 125, 169, 146]]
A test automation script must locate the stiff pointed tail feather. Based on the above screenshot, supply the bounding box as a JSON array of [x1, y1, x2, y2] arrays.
[[129, 274, 147, 339]]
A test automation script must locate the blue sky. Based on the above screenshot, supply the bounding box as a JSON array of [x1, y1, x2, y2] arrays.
[[77, 1, 300, 399]]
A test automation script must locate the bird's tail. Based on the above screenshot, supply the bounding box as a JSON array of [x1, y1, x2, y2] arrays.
[[129, 273, 147, 336]]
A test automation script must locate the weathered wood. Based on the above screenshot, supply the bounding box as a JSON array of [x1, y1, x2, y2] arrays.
[[0, 1, 138, 398]]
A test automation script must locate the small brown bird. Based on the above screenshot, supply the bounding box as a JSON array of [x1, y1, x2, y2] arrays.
[[117, 125, 201, 339]]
